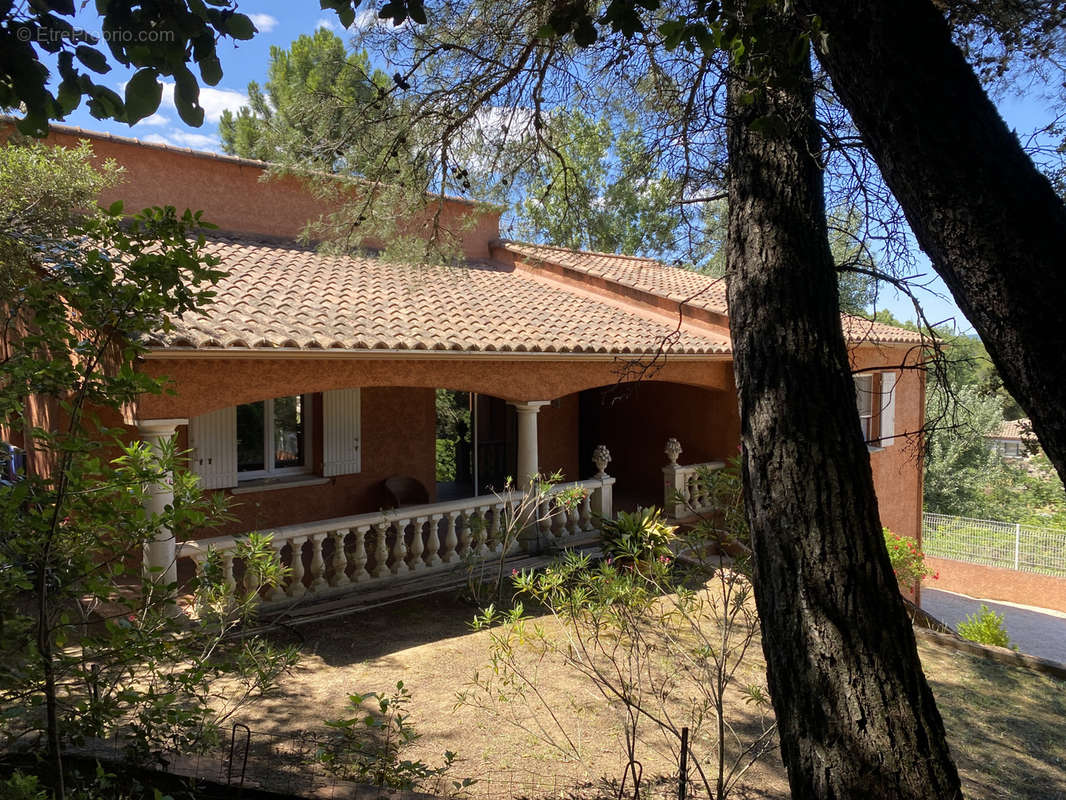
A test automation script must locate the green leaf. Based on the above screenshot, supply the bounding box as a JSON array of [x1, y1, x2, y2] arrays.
[[124, 68, 163, 123], [199, 55, 222, 87], [225, 12, 256, 40], [173, 67, 205, 127], [107, 200, 124, 216], [75, 45, 110, 74]]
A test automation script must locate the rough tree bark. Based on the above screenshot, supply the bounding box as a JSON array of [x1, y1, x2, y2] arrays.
[[725, 6, 963, 798], [797, 0, 1066, 484]]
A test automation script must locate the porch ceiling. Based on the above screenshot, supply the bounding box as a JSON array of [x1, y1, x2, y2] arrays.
[[148, 234, 733, 356]]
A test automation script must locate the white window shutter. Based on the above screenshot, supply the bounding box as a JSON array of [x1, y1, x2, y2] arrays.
[[880, 372, 897, 446], [188, 406, 238, 489], [323, 388, 361, 476]]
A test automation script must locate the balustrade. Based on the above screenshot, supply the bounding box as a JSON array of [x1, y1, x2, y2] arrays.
[[177, 470, 617, 609], [662, 437, 725, 518]]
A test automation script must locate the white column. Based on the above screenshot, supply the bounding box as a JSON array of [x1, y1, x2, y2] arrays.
[[510, 401, 550, 489], [136, 418, 188, 587]]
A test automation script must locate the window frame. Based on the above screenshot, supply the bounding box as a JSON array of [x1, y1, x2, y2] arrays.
[[236, 394, 313, 481], [854, 373, 882, 446]]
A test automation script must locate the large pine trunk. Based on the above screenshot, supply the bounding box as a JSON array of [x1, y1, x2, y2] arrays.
[[797, 0, 1066, 484], [725, 7, 963, 798]]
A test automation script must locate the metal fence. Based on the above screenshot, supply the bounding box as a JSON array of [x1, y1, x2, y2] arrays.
[[922, 512, 1066, 576]]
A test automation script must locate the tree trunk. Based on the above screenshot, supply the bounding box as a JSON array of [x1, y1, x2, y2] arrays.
[[797, 0, 1066, 485], [725, 6, 963, 798]]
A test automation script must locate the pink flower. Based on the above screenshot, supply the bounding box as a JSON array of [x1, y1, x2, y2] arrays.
[[511, 568, 519, 577]]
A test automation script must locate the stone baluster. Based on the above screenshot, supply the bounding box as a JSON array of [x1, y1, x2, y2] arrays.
[[287, 537, 307, 598], [330, 528, 351, 588], [265, 539, 287, 602], [391, 518, 412, 575], [457, 512, 472, 557], [475, 507, 491, 556], [242, 554, 262, 600], [308, 533, 328, 592], [489, 503, 505, 553], [443, 512, 459, 562], [538, 496, 554, 543], [372, 522, 390, 578], [221, 551, 236, 593], [425, 514, 443, 566], [351, 525, 371, 582], [568, 502, 581, 538], [580, 490, 593, 531], [409, 517, 426, 571]]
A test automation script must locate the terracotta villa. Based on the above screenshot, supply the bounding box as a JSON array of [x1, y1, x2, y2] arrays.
[[8, 124, 927, 609]]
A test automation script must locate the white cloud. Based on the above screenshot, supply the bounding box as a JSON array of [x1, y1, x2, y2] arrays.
[[352, 9, 379, 29], [136, 112, 170, 127], [142, 129, 222, 152], [248, 13, 278, 33], [316, 17, 337, 31], [159, 82, 248, 123]]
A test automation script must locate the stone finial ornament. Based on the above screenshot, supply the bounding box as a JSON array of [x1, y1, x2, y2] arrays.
[[592, 444, 612, 478], [664, 437, 682, 465]]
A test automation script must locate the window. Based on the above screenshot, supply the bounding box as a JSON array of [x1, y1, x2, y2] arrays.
[[188, 388, 361, 490], [236, 395, 310, 478], [855, 372, 897, 448]]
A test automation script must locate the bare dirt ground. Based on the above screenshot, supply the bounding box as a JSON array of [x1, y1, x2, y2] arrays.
[[233, 591, 1066, 800]]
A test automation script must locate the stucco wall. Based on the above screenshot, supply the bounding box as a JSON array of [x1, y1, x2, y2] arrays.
[[137, 356, 737, 419], [538, 393, 581, 482], [581, 380, 740, 510], [23, 127, 501, 262], [184, 386, 436, 538], [924, 557, 1066, 614], [850, 344, 926, 545]]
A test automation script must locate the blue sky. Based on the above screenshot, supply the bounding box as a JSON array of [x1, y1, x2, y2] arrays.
[[47, 4, 1059, 333]]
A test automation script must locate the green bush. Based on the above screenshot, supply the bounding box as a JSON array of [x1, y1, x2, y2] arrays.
[[436, 437, 456, 481], [957, 604, 1016, 650], [600, 506, 676, 565]]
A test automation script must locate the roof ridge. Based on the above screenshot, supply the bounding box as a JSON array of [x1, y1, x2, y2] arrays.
[[499, 239, 671, 266]]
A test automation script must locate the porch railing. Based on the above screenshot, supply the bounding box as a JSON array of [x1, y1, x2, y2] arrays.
[[662, 437, 725, 518], [177, 475, 615, 608]]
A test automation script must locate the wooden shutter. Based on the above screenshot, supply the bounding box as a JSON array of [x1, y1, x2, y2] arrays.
[[322, 388, 361, 476], [880, 372, 897, 446], [188, 406, 238, 489]]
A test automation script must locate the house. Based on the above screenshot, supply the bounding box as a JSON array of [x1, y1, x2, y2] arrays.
[[988, 419, 1036, 460], [8, 124, 927, 607]]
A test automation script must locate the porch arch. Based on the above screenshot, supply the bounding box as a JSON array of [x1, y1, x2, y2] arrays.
[[137, 354, 735, 420]]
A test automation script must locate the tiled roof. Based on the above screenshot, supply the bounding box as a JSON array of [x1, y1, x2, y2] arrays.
[[501, 240, 924, 346], [150, 235, 733, 355], [500, 241, 729, 315], [990, 419, 1033, 440]]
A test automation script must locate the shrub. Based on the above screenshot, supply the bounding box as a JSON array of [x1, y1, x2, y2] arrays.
[[883, 527, 935, 588], [600, 506, 676, 565], [957, 604, 1016, 650]]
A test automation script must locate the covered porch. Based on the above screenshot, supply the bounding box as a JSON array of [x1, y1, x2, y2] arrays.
[[132, 358, 738, 610]]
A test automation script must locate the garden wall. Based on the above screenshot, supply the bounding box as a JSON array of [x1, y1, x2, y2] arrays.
[[924, 557, 1066, 614]]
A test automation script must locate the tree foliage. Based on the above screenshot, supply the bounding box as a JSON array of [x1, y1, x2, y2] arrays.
[[219, 29, 392, 171], [0, 1, 258, 135], [0, 139, 297, 796]]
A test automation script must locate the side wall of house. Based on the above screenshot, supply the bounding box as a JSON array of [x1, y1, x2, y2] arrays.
[[851, 344, 926, 547]]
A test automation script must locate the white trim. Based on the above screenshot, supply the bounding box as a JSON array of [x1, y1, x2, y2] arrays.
[[237, 394, 313, 480], [142, 347, 732, 361], [880, 371, 898, 447], [230, 475, 330, 494]]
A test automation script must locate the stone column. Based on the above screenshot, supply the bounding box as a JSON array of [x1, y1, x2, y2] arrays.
[[510, 401, 551, 488], [136, 418, 188, 586]]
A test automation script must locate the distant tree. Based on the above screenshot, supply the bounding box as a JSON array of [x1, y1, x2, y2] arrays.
[[219, 29, 392, 172]]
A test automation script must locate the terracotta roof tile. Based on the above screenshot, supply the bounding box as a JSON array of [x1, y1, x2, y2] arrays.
[[151, 235, 733, 356], [501, 240, 925, 346], [500, 240, 729, 315]]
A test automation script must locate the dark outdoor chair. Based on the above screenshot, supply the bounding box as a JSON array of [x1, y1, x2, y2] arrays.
[[382, 475, 430, 509]]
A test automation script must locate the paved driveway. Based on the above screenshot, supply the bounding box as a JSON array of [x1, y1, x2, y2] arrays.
[[921, 587, 1066, 664]]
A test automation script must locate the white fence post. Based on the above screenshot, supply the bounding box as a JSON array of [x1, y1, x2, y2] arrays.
[[1014, 523, 1021, 571]]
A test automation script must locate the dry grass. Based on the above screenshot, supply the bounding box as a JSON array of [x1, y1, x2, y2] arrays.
[[234, 589, 1066, 799]]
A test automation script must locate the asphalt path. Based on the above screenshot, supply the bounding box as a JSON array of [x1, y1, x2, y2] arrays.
[[921, 587, 1066, 664]]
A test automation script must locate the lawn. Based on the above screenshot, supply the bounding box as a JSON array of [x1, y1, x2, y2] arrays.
[[235, 589, 1066, 800]]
